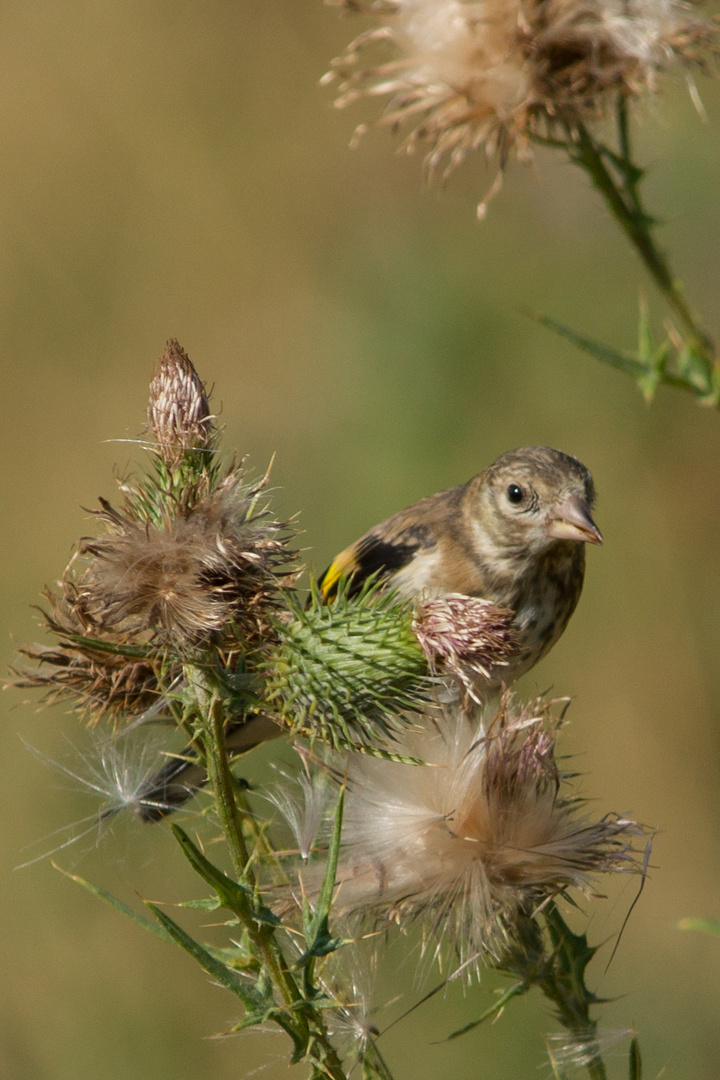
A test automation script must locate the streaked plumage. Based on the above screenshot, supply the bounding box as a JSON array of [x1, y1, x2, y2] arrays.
[[138, 446, 601, 820], [319, 446, 601, 683]]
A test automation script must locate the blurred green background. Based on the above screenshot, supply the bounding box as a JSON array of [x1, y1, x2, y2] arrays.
[[2, 2, 720, 1077]]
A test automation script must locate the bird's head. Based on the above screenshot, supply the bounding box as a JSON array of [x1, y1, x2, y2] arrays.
[[472, 447, 602, 558]]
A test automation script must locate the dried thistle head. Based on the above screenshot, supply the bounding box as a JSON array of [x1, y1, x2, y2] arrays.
[[316, 694, 643, 965], [13, 583, 165, 726], [413, 593, 519, 701], [14, 341, 298, 726], [148, 339, 213, 466], [325, 0, 719, 183], [78, 467, 294, 649]]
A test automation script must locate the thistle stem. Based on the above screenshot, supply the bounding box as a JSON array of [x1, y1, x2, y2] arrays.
[[201, 695, 348, 1080], [502, 908, 610, 1080], [539, 905, 607, 1080], [204, 697, 253, 878], [567, 118, 715, 370]]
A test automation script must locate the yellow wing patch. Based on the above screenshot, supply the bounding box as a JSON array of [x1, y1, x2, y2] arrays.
[[318, 545, 361, 601]]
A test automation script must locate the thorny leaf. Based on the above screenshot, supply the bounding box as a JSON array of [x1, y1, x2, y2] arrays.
[[147, 902, 268, 1011], [171, 824, 280, 927]]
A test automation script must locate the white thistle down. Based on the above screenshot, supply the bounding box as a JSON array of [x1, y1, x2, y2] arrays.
[[325, 0, 718, 181], [546, 1027, 638, 1071], [267, 768, 334, 860], [16, 731, 173, 868], [302, 696, 643, 964]]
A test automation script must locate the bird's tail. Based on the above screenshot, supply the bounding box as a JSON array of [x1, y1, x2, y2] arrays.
[[136, 714, 283, 822]]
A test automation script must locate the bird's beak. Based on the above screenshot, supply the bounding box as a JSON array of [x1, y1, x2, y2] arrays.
[[547, 496, 603, 545]]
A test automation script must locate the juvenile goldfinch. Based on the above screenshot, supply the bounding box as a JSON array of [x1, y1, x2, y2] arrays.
[[138, 446, 600, 819], [318, 445, 601, 682]]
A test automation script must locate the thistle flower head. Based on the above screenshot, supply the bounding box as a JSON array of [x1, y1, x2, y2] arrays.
[[147, 338, 213, 466], [78, 468, 292, 648], [263, 582, 431, 752], [14, 342, 298, 727], [14, 584, 163, 726], [325, 0, 719, 181], [413, 593, 518, 701], [263, 587, 518, 752], [17, 464, 294, 726], [324, 694, 643, 964]]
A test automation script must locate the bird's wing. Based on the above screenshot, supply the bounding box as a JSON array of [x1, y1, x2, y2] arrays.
[[318, 520, 435, 601], [137, 714, 282, 821]]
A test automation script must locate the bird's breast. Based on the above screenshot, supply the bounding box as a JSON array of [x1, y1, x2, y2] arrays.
[[502, 547, 585, 677]]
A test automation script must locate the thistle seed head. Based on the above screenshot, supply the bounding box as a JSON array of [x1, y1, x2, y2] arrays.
[[14, 343, 298, 727], [14, 583, 164, 726], [325, 0, 719, 182], [320, 694, 644, 965], [78, 469, 292, 648]]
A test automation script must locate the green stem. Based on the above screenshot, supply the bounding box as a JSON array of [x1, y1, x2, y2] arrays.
[[616, 95, 631, 167], [201, 695, 348, 1080], [204, 697, 252, 878], [362, 1043, 397, 1080], [568, 120, 715, 366], [540, 906, 607, 1080], [202, 700, 303, 1006], [502, 909, 608, 1080]]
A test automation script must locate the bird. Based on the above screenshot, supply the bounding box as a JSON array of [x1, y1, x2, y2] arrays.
[[136, 446, 601, 820], [318, 445, 601, 683]]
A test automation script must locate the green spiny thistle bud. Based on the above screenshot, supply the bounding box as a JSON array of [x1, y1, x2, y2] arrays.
[[263, 583, 429, 753]]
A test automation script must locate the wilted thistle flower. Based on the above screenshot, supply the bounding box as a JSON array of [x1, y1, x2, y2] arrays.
[[15, 341, 296, 726], [325, 0, 718, 182], [148, 338, 213, 466], [314, 694, 642, 965], [413, 593, 519, 702], [77, 468, 291, 648], [14, 581, 163, 725]]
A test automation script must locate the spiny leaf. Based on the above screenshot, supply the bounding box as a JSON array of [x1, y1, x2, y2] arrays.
[[536, 310, 720, 408], [634, 296, 666, 403], [171, 823, 252, 904], [545, 906, 598, 976], [56, 864, 255, 969], [534, 315, 648, 380], [311, 784, 344, 936], [147, 902, 266, 1010], [171, 824, 279, 926], [296, 787, 348, 972], [676, 345, 713, 396], [51, 633, 154, 660], [178, 896, 224, 911], [229, 1007, 290, 1034], [54, 864, 173, 943]]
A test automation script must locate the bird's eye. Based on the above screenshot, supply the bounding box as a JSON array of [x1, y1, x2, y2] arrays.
[[506, 484, 524, 505]]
